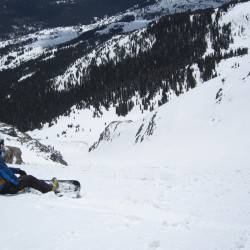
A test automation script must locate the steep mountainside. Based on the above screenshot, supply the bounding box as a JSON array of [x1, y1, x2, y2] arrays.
[[0, 2, 250, 249], [0, 0, 241, 132], [89, 52, 250, 165], [23, 3, 250, 247], [29, 0, 250, 152]]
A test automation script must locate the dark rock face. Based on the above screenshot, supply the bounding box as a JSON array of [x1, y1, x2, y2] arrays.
[[135, 112, 157, 144], [4, 146, 23, 164], [89, 120, 133, 152]]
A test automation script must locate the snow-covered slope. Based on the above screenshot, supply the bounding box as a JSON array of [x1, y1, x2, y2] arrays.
[[2, 52, 250, 250], [29, 0, 250, 147], [1, 1, 250, 250], [89, 53, 250, 167], [0, 123, 67, 166], [88, 0, 250, 162]]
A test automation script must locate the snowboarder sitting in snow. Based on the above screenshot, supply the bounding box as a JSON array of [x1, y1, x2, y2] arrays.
[[0, 138, 58, 195]]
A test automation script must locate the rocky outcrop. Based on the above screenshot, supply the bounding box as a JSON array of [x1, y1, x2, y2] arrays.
[[0, 123, 68, 166], [89, 113, 159, 152], [89, 120, 133, 152], [4, 146, 23, 164], [135, 112, 157, 143], [25, 139, 68, 166]]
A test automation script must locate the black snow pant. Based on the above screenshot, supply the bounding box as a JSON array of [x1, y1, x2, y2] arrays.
[[0, 175, 53, 194]]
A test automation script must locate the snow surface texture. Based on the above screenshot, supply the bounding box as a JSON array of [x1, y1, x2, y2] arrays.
[[1, 1, 250, 250]]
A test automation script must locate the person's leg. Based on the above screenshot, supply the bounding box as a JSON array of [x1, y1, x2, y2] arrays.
[[19, 175, 53, 193]]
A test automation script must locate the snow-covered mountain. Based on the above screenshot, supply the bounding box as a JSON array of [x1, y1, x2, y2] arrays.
[[1, 1, 250, 249], [30, 0, 250, 165], [0, 0, 232, 131], [0, 0, 154, 37], [89, 53, 250, 166], [0, 0, 229, 71], [25, 0, 249, 142], [0, 0, 228, 38], [2, 52, 250, 249]]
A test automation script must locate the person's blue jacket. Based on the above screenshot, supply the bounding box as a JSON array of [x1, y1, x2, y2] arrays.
[[0, 149, 20, 190]]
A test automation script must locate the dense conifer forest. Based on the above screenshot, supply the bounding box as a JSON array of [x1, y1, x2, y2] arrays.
[[0, 0, 248, 131]]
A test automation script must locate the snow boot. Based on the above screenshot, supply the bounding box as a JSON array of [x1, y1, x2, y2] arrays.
[[51, 177, 59, 193]]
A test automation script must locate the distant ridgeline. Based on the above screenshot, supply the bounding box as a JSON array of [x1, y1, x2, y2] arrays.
[[0, 0, 153, 37], [0, 0, 248, 131]]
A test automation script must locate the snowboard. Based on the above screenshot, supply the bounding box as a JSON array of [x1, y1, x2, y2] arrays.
[[26, 180, 81, 198]]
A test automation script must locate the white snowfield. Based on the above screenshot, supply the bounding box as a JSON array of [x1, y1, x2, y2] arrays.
[[1, 1, 250, 250]]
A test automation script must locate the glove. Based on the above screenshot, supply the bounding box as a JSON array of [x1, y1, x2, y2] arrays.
[[18, 170, 27, 176]]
